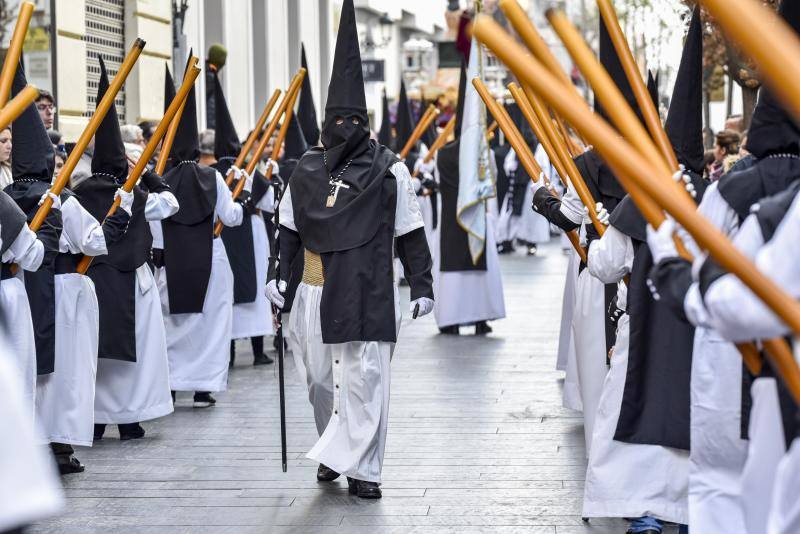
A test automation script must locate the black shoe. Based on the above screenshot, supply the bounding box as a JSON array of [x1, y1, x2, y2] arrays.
[[527, 244, 538, 256], [253, 352, 274, 366], [57, 455, 85, 475], [118, 422, 145, 441], [93, 423, 106, 441], [229, 340, 236, 369], [171, 390, 176, 404], [347, 477, 357, 495], [355, 480, 382, 499], [193, 392, 216, 408], [316, 464, 340, 482], [439, 325, 460, 335], [474, 321, 493, 335]]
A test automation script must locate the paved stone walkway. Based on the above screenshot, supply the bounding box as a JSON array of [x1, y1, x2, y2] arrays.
[[34, 241, 676, 533]]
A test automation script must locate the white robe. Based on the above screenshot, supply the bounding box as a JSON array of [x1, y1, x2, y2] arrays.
[[495, 149, 551, 245], [231, 190, 275, 339], [154, 171, 243, 392], [94, 190, 179, 424], [35, 196, 109, 446], [0, 226, 44, 419], [767, 437, 800, 534], [0, 351, 63, 531], [583, 226, 689, 524], [559, 249, 580, 412], [280, 161, 424, 483]]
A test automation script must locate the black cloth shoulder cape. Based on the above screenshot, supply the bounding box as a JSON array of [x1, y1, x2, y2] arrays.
[[493, 144, 510, 214], [273, 160, 304, 313], [289, 142, 414, 343], [217, 159, 258, 306], [607, 173, 707, 451], [718, 156, 800, 222], [0, 190, 26, 255], [4, 180, 67, 375], [436, 139, 487, 271], [160, 162, 218, 314], [76, 176, 153, 361]]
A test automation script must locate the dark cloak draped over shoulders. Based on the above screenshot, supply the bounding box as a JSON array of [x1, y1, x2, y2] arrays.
[[718, 156, 800, 222], [288, 142, 402, 344], [160, 162, 218, 314], [75, 176, 152, 361], [220, 172, 257, 305], [0, 190, 26, 255], [436, 139, 487, 271], [4, 180, 68, 375]]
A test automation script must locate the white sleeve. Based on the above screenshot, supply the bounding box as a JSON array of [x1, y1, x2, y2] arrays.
[[144, 191, 179, 222], [255, 187, 275, 212], [559, 182, 585, 225], [278, 185, 297, 232], [1, 226, 44, 271], [59, 196, 108, 255], [214, 171, 244, 227], [697, 181, 740, 237], [392, 161, 425, 237], [586, 225, 634, 283], [149, 221, 164, 249]]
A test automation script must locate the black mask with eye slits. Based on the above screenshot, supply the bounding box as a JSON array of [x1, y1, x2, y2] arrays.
[[320, 113, 370, 171]]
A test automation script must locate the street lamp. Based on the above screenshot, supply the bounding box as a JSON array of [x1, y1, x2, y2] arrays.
[[377, 12, 393, 48]]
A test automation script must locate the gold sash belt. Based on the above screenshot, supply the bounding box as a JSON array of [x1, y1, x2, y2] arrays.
[[302, 249, 325, 286]]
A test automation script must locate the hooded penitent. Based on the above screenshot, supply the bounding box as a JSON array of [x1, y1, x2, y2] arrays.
[[298, 43, 321, 147], [160, 56, 219, 314], [377, 89, 393, 147], [77, 56, 158, 362], [606, 4, 706, 450], [286, 0, 408, 343], [420, 94, 438, 149], [503, 102, 536, 217], [214, 69, 259, 305], [436, 61, 486, 272], [646, 70, 658, 110], [395, 80, 419, 171], [4, 62, 62, 375]]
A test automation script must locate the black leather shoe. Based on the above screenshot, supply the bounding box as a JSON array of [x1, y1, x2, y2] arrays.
[[355, 480, 382, 499], [93, 423, 106, 441], [316, 464, 340, 482], [171, 390, 176, 404], [439, 325, 460, 335], [118, 422, 145, 441], [57, 455, 85, 475], [474, 321, 493, 335], [347, 477, 357, 494], [193, 392, 216, 408], [253, 353, 274, 366]]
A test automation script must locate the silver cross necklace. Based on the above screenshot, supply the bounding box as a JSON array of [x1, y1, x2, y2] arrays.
[[323, 151, 353, 208]]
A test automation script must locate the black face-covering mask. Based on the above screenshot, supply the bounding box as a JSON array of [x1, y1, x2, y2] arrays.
[[320, 114, 370, 171]]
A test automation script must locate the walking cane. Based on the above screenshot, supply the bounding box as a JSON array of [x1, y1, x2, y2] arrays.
[[271, 178, 288, 473]]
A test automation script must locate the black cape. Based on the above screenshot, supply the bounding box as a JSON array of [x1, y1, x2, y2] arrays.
[[217, 159, 257, 306], [437, 139, 487, 271], [288, 142, 400, 343]]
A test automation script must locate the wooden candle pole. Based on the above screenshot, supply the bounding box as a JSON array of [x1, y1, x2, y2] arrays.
[[30, 38, 146, 232], [75, 62, 202, 274], [154, 57, 200, 175], [0, 85, 38, 131], [0, 2, 34, 108], [399, 104, 440, 160], [224, 89, 282, 187], [474, 79, 587, 263], [411, 116, 456, 179], [473, 15, 800, 401]]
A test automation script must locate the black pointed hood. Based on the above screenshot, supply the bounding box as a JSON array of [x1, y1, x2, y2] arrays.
[[395, 80, 416, 151], [171, 54, 200, 162], [323, 0, 367, 124], [454, 61, 467, 140], [164, 63, 176, 114], [11, 61, 54, 182], [213, 71, 240, 161], [596, 16, 645, 126], [665, 6, 705, 173], [283, 113, 309, 160], [420, 94, 438, 148], [746, 0, 800, 158], [647, 70, 658, 109], [377, 88, 393, 146], [298, 44, 320, 146], [91, 56, 127, 179]]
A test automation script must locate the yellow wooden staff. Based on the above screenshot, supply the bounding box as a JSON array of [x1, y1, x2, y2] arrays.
[[0, 85, 39, 131], [399, 104, 440, 160], [0, 2, 34, 108], [30, 38, 146, 231], [411, 115, 456, 179], [223, 89, 282, 187], [472, 15, 800, 401]]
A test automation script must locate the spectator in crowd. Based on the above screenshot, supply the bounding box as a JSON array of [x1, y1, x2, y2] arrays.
[[138, 121, 155, 143], [198, 129, 216, 166], [0, 126, 11, 188], [53, 146, 66, 178], [120, 124, 146, 160], [36, 90, 56, 130], [703, 149, 716, 180], [709, 128, 741, 181], [724, 113, 744, 133], [205, 44, 227, 129]]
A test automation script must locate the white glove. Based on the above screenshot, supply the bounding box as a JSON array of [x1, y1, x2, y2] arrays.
[[266, 159, 279, 177], [585, 202, 609, 226], [265, 279, 285, 309], [410, 297, 434, 318], [243, 169, 253, 193], [531, 172, 546, 195], [115, 188, 134, 216], [503, 153, 519, 175], [672, 168, 696, 199], [646, 219, 679, 264], [414, 158, 436, 177], [38, 190, 61, 210]]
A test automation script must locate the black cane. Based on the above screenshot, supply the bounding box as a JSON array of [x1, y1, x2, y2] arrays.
[[271, 176, 288, 473]]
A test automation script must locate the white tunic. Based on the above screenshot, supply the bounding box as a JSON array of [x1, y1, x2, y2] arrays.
[[767, 437, 800, 534], [94, 190, 179, 424], [0, 349, 63, 531], [154, 171, 243, 392], [231, 189, 275, 339], [0, 226, 44, 419], [583, 225, 689, 524], [280, 161, 424, 482], [495, 149, 551, 245], [35, 196, 109, 446]]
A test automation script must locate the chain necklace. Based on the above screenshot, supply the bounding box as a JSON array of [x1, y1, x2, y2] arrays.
[[323, 150, 354, 208]]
